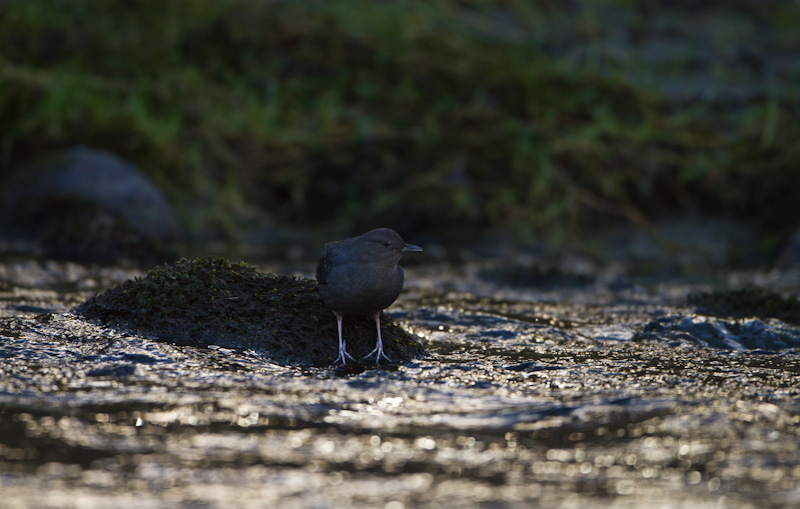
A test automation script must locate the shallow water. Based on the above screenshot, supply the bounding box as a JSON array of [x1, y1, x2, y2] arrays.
[[1, 259, 800, 508]]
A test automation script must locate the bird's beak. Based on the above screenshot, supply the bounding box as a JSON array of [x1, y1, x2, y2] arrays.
[[402, 243, 423, 253]]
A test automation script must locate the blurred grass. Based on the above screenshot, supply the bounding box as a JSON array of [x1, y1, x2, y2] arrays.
[[1, 0, 798, 245]]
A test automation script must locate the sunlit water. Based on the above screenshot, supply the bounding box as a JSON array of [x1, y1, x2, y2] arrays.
[[1, 260, 799, 508]]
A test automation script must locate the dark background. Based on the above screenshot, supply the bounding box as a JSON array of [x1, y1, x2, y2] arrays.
[[1, 0, 799, 266]]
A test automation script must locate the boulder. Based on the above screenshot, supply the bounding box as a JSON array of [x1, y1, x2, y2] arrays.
[[1, 147, 181, 263]]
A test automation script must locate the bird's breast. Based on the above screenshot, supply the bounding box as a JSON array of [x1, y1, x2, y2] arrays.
[[318, 263, 404, 316]]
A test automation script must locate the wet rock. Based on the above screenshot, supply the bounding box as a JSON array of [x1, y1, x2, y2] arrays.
[[0, 147, 180, 264], [636, 287, 800, 351], [86, 364, 137, 378], [11, 304, 58, 315], [74, 258, 424, 366], [637, 315, 800, 350], [504, 362, 564, 372], [120, 353, 159, 364]]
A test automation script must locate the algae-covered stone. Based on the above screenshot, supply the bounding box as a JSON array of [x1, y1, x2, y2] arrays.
[[74, 258, 424, 366]]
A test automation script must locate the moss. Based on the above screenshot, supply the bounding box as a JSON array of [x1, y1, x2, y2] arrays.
[[74, 258, 425, 367], [688, 288, 800, 326]]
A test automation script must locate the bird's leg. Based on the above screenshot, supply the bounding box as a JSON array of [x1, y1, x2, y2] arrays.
[[363, 312, 394, 364], [333, 313, 355, 365]]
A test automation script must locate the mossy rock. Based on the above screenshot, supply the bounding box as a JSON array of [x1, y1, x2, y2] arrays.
[[688, 288, 800, 326], [74, 258, 425, 367]]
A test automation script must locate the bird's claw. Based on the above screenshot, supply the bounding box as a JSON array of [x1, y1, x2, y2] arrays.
[[334, 349, 356, 365], [363, 347, 393, 365]]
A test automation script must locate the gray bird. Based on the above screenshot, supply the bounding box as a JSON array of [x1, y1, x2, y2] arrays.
[[316, 228, 422, 365]]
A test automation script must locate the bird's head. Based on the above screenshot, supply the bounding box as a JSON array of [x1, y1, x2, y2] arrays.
[[358, 228, 422, 263]]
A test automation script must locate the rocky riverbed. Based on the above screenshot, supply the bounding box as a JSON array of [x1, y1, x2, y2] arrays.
[[1, 258, 799, 508]]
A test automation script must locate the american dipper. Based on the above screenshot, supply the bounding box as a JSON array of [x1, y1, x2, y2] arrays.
[[316, 228, 422, 365]]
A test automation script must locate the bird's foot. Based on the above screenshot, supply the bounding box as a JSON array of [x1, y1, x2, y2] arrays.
[[334, 349, 356, 365], [363, 346, 393, 365]]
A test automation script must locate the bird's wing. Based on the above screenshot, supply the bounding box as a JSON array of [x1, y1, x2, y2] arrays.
[[315, 239, 349, 285], [315, 254, 329, 285]]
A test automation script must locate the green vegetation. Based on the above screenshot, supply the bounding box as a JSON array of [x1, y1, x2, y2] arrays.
[[75, 257, 424, 366], [689, 288, 800, 326], [2, 0, 799, 243]]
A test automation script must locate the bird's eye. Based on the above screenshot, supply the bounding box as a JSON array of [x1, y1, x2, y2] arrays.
[[382, 241, 391, 247]]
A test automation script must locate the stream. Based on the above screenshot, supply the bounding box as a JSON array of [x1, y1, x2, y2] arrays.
[[1, 258, 799, 508]]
